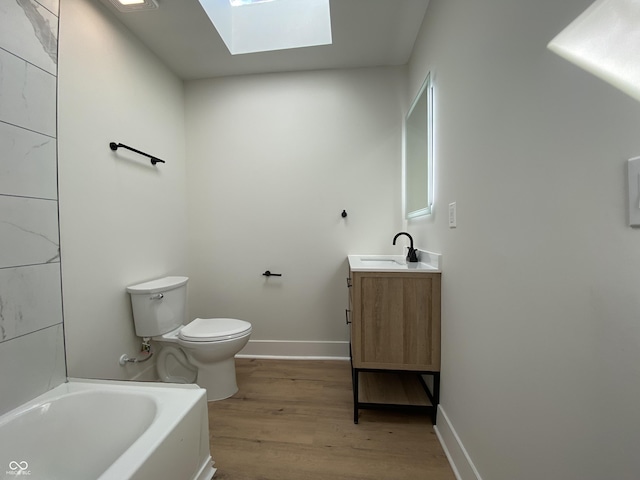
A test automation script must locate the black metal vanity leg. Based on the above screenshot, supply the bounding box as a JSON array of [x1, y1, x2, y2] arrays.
[[353, 368, 359, 424], [432, 373, 440, 424]]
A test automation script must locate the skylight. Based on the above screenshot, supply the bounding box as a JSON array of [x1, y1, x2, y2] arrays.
[[198, 0, 332, 55], [229, 0, 274, 6]]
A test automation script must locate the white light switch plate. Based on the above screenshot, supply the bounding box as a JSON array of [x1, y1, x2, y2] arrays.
[[628, 157, 640, 227], [449, 202, 457, 228]]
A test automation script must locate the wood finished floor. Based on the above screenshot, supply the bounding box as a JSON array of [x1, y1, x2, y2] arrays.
[[207, 359, 455, 480]]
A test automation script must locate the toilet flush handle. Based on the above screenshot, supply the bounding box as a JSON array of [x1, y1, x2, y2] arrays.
[[150, 293, 164, 300]]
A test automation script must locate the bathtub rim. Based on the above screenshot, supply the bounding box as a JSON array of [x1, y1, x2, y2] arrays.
[[0, 378, 216, 480]]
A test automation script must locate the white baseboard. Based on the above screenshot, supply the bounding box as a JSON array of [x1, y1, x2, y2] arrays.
[[236, 340, 350, 360], [434, 405, 483, 480]]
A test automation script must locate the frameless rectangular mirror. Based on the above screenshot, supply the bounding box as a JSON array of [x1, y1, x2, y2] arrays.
[[404, 73, 433, 218]]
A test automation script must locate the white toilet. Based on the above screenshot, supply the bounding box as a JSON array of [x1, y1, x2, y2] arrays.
[[126, 276, 252, 401]]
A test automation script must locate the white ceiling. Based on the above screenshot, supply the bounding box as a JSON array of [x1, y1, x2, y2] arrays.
[[97, 0, 430, 80]]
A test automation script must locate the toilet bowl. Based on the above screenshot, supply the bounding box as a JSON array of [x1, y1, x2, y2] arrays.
[[126, 276, 252, 402], [155, 318, 252, 401], [155, 344, 197, 384]]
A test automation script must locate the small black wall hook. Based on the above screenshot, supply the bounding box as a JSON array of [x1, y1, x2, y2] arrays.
[[110, 142, 166, 166], [341, 210, 348, 218]]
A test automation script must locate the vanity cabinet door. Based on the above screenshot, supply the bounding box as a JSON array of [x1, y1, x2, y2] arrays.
[[350, 270, 441, 371]]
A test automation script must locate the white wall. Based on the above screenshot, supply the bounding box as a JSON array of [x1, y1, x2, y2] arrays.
[[58, 0, 188, 379], [56, 1, 404, 373], [407, 0, 640, 478], [185, 69, 404, 354], [0, 0, 65, 415]]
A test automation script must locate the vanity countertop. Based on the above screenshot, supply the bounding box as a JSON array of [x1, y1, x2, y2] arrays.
[[348, 252, 441, 273]]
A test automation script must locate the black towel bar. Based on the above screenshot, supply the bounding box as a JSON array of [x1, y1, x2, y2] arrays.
[[262, 271, 282, 277], [110, 142, 166, 166]]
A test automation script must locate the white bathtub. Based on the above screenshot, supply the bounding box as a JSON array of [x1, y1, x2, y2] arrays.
[[0, 379, 216, 480]]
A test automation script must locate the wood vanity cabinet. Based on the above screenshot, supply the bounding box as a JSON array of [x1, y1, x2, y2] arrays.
[[347, 266, 441, 424], [348, 269, 441, 371]]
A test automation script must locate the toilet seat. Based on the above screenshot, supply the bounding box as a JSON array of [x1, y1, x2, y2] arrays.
[[178, 317, 252, 343]]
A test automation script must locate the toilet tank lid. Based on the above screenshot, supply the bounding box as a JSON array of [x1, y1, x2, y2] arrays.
[[126, 276, 188, 294]]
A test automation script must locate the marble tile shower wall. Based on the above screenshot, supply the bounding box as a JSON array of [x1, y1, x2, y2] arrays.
[[0, 0, 65, 415]]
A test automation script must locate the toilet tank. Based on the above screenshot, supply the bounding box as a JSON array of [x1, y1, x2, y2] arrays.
[[126, 276, 188, 337]]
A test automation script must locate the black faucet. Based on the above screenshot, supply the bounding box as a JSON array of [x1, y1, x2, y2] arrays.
[[393, 232, 419, 262]]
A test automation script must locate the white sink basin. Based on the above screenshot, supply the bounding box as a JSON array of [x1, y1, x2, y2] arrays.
[[348, 254, 441, 272], [360, 258, 405, 267]]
